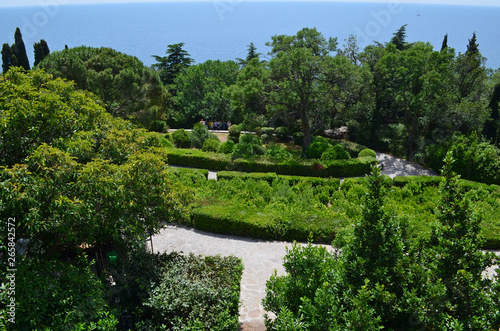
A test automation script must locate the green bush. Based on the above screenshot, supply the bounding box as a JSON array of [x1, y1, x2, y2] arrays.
[[260, 127, 275, 137], [202, 138, 220, 152], [261, 133, 272, 144], [217, 140, 235, 154], [217, 171, 278, 184], [148, 120, 169, 133], [172, 129, 191, 148], [321, 145, 351, 162], [190, 123, 210, 149], [307, 140, 331, 159], [358, 148, 377, 158], [275, 126, 289, 140], [240, 133, 259, 145], [228, 124, 241, 143], [141, 252, 243, 330], [231, 143, 254, 157], [265, 145, 291, 161]]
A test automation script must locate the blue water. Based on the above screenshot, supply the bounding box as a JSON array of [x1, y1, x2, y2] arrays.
[[1, 1, 499, 69]]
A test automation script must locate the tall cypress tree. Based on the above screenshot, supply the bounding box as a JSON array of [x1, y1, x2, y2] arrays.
[[440, 33, 448, 52], [1, 43, 14, 73], [33, 39, 50, 66], [466, 32, 479, 56], [11, 28, 30, 70]]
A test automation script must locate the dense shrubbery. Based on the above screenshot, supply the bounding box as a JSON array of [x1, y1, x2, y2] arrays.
[[217, 139, 235, 154], [171, 168, 500, 247], [321, 144, 351, 161], [202, 137, 221, 152], [171, 128, 191, 148], [265, 145, 292, 161], [263, 163, 500, 330], [140, 253, 243, 330], [228, 124, 241, 143]]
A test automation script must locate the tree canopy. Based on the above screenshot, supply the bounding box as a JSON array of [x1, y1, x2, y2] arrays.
[[38, 46, 170, 127]]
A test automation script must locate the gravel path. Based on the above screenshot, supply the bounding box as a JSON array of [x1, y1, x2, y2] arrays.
[[153, 152, 496, 329]]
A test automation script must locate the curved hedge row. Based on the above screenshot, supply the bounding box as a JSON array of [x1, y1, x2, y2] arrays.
[[173, 173, 500, 249]]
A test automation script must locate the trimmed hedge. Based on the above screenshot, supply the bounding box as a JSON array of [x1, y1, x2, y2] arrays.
[[168, 166, 209, 179], [217, 171, 341, 188], [393, 175, 443, 188], [191, 204, 337, 243], [165, 148, 231, 170], [165, 147, 377, 177]]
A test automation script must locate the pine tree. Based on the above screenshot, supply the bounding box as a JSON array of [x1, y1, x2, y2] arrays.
[[1, 43, 14, 73], [33, 39, 50, 66], [245, 42, 260, 62], [440, 33, 448, 52], [390, 24, 408, 51], [152, 43, 193, 85], [11, 28, 30, 70]]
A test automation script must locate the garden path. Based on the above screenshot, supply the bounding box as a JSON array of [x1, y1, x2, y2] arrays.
[[154, 152, 494, 330]]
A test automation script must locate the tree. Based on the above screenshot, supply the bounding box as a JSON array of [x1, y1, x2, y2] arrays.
[[11, 27, 30, 70], [265, 27, 338, 150], [425, 151, 497, 329], [33, 39, 50, 66], [390, 24, 408, 51], [237, 42, 261, 66], [455, 32, 487, 101], [0, 68, 113, 166], [441, 33, 448, 52], [38, 46, 170, 127], [174, 60, 239, 127], [373, 42, 455, 160], [484, 82, 500, 143], [1, 43, 13, 73], [152, 42, 193, 86]]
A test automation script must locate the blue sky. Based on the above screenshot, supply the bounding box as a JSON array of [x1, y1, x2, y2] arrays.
[[1, 0, 499, 8]]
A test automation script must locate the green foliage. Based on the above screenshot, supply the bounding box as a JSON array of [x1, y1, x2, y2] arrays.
[[217, 139, 235, 154], [165, 148, 232, 170], [306, 140, 331, 159], [260, 133, 272, 144], [148, 120, 169, 133], [12, 256, 117, 329], [448, 133, 500, 185], [189, 123, 210, 149], [231, 143, 254, 157], [11, 28, 30, 70], [265, 145, 291, 161], [174, 60, 239, 127], [423, 151, 498, 329], [275, 126, 289, 140], [143, 253, 243, 330], [259, 127, 275, 137], [240, 133, 259, 145], [228, 124, 241, 143], [171, 129, 191, 148], [202, 138, 220, 152], [38, 46, 169, 127], [0, 68, 114, 166], [321, 144, 351, 162], [358, 148, 377, 158], [33, 39, 50, 67], [152, 42, 193, 86]]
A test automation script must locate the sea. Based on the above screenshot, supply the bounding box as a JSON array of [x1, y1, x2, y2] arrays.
[[1, 1, 499, 70]]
